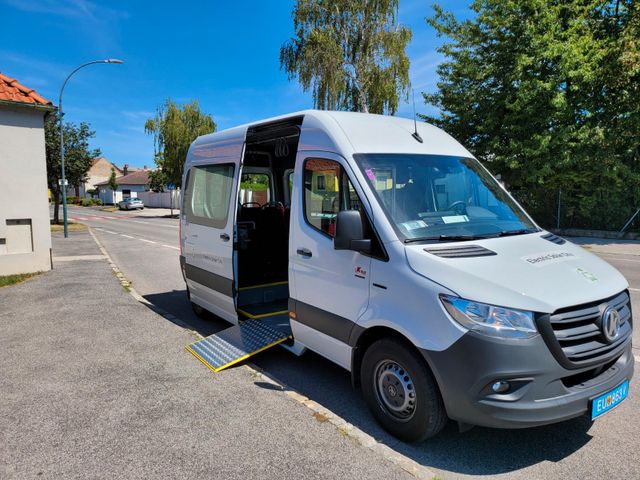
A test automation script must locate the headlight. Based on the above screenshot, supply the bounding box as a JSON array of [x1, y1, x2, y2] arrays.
[[440, 294, 537, 339]]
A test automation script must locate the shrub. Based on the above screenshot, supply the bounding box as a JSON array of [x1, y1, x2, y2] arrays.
[[80, 198, 102, 207]]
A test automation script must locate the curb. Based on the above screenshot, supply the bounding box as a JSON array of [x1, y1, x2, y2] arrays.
[[87, 226, 440, 480]]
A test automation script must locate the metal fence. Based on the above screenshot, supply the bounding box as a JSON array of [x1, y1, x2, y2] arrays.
[[512, 187, 639, 233]]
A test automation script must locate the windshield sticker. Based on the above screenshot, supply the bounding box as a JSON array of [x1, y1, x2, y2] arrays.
[[401, 220, 427, 231], [522, 251, 576, 267], [575, 267, 599, 283], [442, 215, 469, 224], [365, 169, 376, 181]]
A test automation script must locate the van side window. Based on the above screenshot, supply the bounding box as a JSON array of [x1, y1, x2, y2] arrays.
[[185, 164, 235, 228], [303, 159, 360, 237]]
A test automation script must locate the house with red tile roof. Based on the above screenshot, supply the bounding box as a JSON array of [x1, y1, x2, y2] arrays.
[[94, 168, 151, 205], [0, 72, 55, 275]]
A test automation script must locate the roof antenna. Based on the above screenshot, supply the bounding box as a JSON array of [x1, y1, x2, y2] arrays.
[[411, 88, 423, 143]]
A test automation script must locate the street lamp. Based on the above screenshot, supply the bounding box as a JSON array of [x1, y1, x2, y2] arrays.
[[58, 58, 124, 238]]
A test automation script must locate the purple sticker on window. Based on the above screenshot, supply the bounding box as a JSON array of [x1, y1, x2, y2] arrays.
[[365, 169, 376, 181]]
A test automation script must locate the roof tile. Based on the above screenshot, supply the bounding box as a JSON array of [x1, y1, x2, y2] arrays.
[[0, 72, 53, 106]]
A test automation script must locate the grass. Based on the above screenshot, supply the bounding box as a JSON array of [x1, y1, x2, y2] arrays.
[[50, 221, 87, 232], [0, 272, 40, 288]]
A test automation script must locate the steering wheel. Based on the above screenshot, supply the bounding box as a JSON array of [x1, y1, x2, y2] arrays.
[[447, 200, 467, 215], [241, 202, 262, 208]]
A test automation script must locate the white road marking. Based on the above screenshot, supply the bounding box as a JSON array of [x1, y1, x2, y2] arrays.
[[628, 288, 640, 292], [103, 230, 118, 235], [139, 238, 157, 244], [635, 355, 640, 363], [162, 244, 180, 250], [121, 234, 134, 239], [127, 219, 179, 229]]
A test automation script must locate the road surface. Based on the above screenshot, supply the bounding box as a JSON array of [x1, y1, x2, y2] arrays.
[[65, 205, 640, 480]]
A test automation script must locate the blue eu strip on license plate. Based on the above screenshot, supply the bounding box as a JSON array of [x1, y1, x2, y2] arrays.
[[591, 380, 629, 420]]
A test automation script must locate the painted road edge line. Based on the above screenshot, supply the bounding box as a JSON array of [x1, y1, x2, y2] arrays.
[[87, 226, 438, 480]]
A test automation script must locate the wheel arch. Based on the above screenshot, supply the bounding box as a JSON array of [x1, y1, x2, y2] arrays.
[[350, 325, 438, 390]]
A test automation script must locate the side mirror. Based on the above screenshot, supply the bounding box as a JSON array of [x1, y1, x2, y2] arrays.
[[334, 210, 372, 254]]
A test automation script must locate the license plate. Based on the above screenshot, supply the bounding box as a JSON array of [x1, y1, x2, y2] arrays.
[[590, 380, 629, 420]]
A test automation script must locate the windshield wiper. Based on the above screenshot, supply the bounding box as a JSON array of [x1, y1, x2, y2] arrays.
[[495, 229, 538, 237], [404, 234, 487, 243]]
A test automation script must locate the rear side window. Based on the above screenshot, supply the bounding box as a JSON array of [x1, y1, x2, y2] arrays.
[[185, 164, 235, 228]]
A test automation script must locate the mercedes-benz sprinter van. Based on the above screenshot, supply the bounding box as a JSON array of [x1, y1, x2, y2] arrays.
[[180, 110, 633, 441]]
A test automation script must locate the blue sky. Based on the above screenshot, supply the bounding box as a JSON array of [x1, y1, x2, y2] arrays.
[[0, 0, 472, 168]]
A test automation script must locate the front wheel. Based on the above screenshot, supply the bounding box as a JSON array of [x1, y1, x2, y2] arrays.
[[361, 338, 447, 442]]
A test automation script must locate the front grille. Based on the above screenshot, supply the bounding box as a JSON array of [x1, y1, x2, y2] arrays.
[[541, 291, 632, 368]]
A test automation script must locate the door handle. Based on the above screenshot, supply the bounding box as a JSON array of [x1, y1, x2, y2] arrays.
[[296, 248, 312, 258], [220, 233, 230, 241]]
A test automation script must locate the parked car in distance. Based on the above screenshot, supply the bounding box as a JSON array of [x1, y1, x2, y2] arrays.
[[118, 197, 144, 210]]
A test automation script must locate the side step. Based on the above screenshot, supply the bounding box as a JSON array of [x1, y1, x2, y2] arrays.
[[186, 319, 291, 373]]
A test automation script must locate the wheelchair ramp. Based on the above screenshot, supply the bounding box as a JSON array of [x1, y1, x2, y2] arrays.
[[186, 319, 291, 373]]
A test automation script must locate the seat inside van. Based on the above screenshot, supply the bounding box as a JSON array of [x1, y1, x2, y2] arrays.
[[235, 118, 301, 322]]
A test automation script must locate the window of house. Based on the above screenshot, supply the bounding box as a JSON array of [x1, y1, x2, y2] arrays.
[[303, 159, 361, 237], [185, 164, 235, 228]]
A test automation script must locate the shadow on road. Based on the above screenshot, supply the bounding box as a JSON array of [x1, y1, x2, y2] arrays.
[[140, 288, 594, 477]]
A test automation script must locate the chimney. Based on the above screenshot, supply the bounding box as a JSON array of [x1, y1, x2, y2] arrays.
[[123, 164, 128, 176]]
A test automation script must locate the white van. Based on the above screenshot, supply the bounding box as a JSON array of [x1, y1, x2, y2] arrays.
[[180, 110, 633, 441]]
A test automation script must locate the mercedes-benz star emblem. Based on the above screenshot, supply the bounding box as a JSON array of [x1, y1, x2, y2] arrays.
[[602, 307, 621, 343]]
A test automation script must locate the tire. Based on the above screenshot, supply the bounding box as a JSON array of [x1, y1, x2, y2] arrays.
[[361, 337, 447, 442], [191, 302, 206, 317]]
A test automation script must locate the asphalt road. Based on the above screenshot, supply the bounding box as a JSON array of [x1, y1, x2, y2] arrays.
[[66, 206, 640, 480]]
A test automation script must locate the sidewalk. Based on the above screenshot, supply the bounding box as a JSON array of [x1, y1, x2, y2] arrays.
[[0, 230, 411, 480]]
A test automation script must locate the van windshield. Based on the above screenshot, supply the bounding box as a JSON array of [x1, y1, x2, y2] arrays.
[[353, 154, 538, 242]]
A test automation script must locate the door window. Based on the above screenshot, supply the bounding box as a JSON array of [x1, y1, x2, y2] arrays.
[[303, 159, 361, 237], [185, 164, 235, 228]]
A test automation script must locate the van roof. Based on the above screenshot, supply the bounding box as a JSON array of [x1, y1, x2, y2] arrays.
[[189, 109, 472, 160]]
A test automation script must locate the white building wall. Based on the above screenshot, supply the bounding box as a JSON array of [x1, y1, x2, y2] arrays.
[[0, 106, 52, 275], [97, 184, 147, 204]]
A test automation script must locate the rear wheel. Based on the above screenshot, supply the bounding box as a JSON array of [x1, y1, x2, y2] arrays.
[[187, 289, 207, 318], [191, 302, 206, 317], [361, 338, 447, 442]]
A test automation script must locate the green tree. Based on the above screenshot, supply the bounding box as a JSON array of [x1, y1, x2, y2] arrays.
[[144, 99, 216, 188], [423, 0, 640, 230], [108, 167, 118, 204], [280, 0, 412, 114], [45, 113, 100, 224], [149, 168, 168, 192]]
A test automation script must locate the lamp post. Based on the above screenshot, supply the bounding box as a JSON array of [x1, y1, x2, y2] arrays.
[[59, 59, 124, 238]]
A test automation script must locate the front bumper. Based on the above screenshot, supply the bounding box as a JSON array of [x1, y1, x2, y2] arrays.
[[422, 332, 634, 429]]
